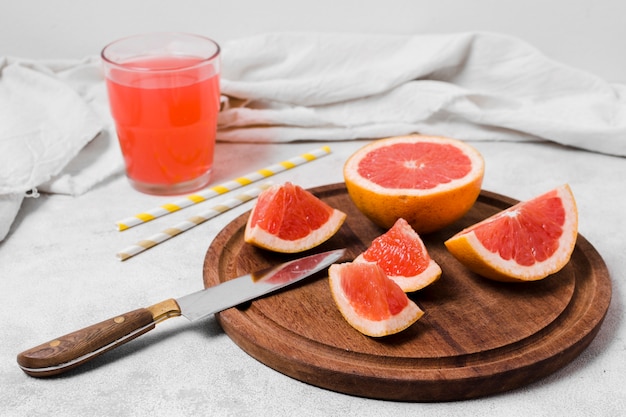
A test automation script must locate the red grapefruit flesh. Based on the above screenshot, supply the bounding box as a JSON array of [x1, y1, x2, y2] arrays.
[[444, 184, 578, 282], [343, 135, 485, 234], [244, 182, 346, 253], [355, 218, 441, 292], [328, 262, 424, 337]]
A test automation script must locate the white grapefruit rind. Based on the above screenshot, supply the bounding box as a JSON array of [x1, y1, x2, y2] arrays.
[[446, 184, 578, 281], [343, 135, 485, 196], [354, 255, 442, 292], [328, 263, 425, 337], [353, 217, 442, 292], [245, 209, 346, 253]]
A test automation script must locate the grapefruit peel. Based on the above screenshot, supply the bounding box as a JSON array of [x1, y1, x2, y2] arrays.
[[444, 184, 578, 282], [244, 182, 346, 253], [343, 134, 485, 234], [354, 218, 442, 292], [328, 262, 424, 337]]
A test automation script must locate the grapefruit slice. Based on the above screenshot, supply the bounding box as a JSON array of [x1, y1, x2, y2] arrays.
[[244, 182, 346, 253], [343, 135, 485, 234], [354, 218, 441, 292], [328, 262, 424, 337], [444, 184, 578, 282]]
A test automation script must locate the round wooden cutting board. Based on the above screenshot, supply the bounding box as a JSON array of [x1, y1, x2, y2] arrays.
[[203, 183, 611, 402]]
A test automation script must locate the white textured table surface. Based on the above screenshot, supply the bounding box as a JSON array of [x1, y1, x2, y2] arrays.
[[1, 139, 624, 416]]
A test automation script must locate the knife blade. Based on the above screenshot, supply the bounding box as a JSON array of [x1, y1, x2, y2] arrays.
[[16, 248, 345, 378]]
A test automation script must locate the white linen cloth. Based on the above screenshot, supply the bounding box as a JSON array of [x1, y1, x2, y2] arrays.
[[218, 32, 626, 155], [1, 31, 626, 241], [0, 56, 124, 240]]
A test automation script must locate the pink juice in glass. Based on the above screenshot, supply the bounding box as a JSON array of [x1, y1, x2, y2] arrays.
[[106, 56, 220, 191]]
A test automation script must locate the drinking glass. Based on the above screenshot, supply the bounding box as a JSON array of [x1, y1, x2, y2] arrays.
[[102, 33, 221, 195]]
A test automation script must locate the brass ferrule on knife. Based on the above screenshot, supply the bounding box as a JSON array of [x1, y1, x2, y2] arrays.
[[146, 298, 182, 322]]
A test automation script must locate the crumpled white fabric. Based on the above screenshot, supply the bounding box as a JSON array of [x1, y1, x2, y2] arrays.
[[2, 31, 626, 241], [218, 32, 626, 157], [0, 56, 123, 240]]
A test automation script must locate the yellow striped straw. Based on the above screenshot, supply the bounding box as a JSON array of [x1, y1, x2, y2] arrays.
[[115, 146, 331, 231], [116, 183, 272, 261]]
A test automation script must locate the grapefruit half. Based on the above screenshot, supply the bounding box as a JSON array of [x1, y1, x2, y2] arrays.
[[355, 218, 441, 292], [244, 182, 346, 253], [343, 135, 485, 234], [329, 262, 424, 337], [444, 184, 578, 282]]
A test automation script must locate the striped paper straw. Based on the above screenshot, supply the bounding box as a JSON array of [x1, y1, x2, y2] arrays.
[[116, 183, 272, 261], [115, 146, 332, 231]]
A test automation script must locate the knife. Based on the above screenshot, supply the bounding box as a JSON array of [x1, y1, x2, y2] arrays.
[[17, 248, 345, 378]]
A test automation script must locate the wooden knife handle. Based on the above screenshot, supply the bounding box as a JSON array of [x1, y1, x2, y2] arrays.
[[17, 308, 156, 378]]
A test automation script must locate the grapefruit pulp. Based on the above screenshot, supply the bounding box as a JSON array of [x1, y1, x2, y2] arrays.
[[328, 262, 424, 337], [343, 135, 485, 234], [355, 218, 441, 292], [244, 182, 346, 253], [444, 184, 578, 282]]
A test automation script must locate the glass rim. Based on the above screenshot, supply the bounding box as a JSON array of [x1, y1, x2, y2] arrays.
[[101, 32, 220, 72]]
